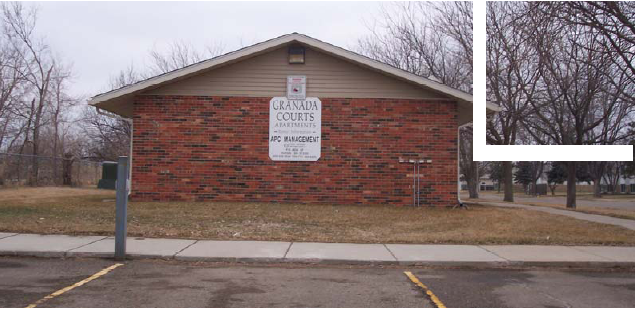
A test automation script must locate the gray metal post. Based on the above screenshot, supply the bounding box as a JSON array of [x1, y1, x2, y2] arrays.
[[410, 159, 416, 206], [417, 161, 420, 207], [115, 156, 129, 260]]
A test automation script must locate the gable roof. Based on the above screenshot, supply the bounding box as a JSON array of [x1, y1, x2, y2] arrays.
[[89, 33, 502, 118]]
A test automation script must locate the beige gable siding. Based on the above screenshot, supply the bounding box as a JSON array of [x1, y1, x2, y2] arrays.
[[145, 46, 446, 99]]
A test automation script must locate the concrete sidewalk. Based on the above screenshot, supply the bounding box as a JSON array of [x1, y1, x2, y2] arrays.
[[471, 200, 635, 231], [1, 232, 634, 267], [478, 193, 635, 211]]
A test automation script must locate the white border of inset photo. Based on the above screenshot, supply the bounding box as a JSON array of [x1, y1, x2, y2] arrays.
[[473, 0, 634, 162]]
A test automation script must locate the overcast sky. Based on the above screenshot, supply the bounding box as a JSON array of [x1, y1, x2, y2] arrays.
[[34, 1, 384, 100]]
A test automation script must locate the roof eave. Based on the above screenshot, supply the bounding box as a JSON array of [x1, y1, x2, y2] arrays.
[[89, 33, 477, 107], [89, 34, 300, 106], [90, 33, 502, 120]]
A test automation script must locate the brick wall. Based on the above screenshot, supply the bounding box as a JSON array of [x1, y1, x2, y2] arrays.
[[131, 95, 459, 206]]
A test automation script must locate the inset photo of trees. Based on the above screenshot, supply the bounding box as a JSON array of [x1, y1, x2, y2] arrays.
[[486, 1, 634, 147]]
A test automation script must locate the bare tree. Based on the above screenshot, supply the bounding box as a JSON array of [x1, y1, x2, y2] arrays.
[[0, 3, 226, 185], [586, 161, 608, 198], [48, 63, 75, 183], [603, 161, 624, 194], [0, 2, 85, 186], [147, 40, 224, 77], [529, 161, 545, 196], [486, 2, 635, 207], [542, 2, 635, 86], [108, 64, 140, 90], [519, 2, 635, 208], [81, 106, 131, 161], [357, 2, 472, 92], [2, 2, 57, 185], [82, 66, 137, 161], [486, 2, 541, 202], [85, 40, 225, 161], [0, 32, 24, 151]]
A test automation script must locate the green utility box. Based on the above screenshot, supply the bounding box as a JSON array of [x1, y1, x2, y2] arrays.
[[97, 161, 118, 189]]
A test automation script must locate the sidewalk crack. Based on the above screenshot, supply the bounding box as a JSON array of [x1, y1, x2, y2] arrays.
[[65, 236, 110, 257], [0, 233, 19, 240], [173, 240, 198, 259], [477, 245, 509, 262], [572, 247, 616, 262], [383, 244, 399, 262], [283, 242, 293, 259]]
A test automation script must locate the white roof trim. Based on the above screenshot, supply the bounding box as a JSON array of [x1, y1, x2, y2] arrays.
[[89, 33, 500, 112]]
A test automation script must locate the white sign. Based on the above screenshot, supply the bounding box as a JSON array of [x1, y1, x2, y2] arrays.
[[269, 97, 321, 161], [287, 76, 306, 100]]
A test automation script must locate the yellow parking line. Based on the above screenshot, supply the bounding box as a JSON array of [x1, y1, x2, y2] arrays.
[[25, 263, 124, 308], [404, 271, 446, 308]]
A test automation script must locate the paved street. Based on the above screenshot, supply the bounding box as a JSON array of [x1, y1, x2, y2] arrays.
[[2, 257, 635, 308]]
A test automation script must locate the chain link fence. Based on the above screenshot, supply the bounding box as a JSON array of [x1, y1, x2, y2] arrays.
[[0, 152, 102, 187]]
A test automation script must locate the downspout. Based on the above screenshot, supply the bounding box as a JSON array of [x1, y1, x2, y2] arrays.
[[96, 107, 133, 195], [457, 125, 463, 206], [457, 102, 502, 204]]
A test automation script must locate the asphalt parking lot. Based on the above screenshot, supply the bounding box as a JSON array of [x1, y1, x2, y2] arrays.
[[2, 257, 635, 308]]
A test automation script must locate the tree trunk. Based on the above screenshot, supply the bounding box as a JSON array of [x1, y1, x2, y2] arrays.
[[30, 97, 45, 187], [63, 154, 73, 186], [467, 161, 479, 198], [30, 132, 39, 186], [612, 166, 621, 194], [468, 179, 478, 198], [566, 161, 577, 209], [593, 177, 602, 198], [503, 161, 514, 202], [53, 118, 59, 185]]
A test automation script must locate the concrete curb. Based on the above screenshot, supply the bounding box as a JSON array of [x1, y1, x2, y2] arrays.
[[3, 251, 635, 269], [0, 250, 66, 258], [282, 257, 400, 265]]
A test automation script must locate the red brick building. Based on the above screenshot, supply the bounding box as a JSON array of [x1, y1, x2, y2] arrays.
[[90, 33, 498, 206]]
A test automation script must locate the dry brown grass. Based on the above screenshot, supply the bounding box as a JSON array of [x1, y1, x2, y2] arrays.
[[1, 187, 634, 245], [0, 187, 106, 202]]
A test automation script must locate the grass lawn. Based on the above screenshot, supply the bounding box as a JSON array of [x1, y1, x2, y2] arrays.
[[1, 187, 634, 246]]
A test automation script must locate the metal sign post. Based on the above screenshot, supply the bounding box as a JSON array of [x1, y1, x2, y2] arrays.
[[400, 158, 431, 207], [115, 156, 129, 260]]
